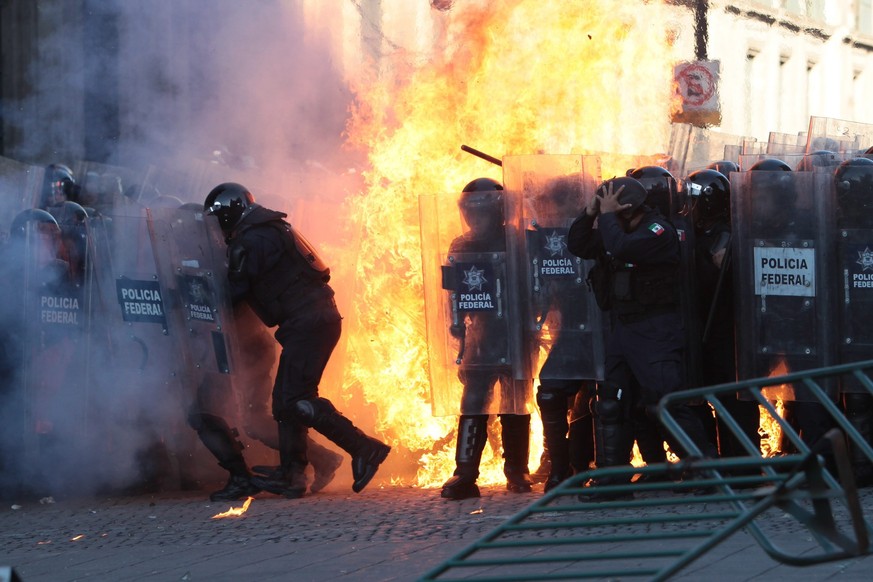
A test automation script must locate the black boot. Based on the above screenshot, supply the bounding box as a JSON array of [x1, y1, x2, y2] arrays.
[[538, 390, 570, 493], [568, 388, 595, 475], [189, 412, 262, 501], [252, 436, 343, 494], [580, 391, 633, 502], [442, 415, 487, 500], [249, 421, 307, 498], [293, 398, 390, 493], [210, 470, 262, 502], [501, 414, 533, 493]]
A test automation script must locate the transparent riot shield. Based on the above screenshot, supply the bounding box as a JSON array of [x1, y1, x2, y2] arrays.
[[147, 206, 243, 474], [667, 123, 750, 176], [0, 208, 91, 492], [71, 160, 148, 216], [806, 116, 873, 155], [88, 206, 192, 487], [419, 189, 531, 417], [0, 156, 44, 239], [731, 170, 836, 400], [766, 131, 807, 156], [502, 154, 605, 382]]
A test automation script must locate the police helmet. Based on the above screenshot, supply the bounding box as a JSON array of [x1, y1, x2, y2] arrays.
[[598, 176, 648, 214], [707, 160, 739, 176], [748, 158, 792, 172], [41, 163, 80, 207], [795, 150, 839, 173], [628, 165, 677, 216], [204, 182, 256, 233], [684, 169, 730, 223], [459, 178, 504, 210], [10, 208, 61, 239], [834, 157, 873, 216]]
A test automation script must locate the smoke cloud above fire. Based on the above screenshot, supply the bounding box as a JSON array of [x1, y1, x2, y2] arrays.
[[1, 0, 680, 496]]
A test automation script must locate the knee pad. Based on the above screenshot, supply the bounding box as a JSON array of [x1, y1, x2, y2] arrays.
[[187, 411, 229, 433], [291, 397, 336, 424], [593, 399, 623, 424], [537, 390, 567, 418]]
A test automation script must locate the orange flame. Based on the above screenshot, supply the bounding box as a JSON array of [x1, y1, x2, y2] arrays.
[[211, 496, 254, 519], [337, 1, 676, 487], [759, 358, 790, 457]]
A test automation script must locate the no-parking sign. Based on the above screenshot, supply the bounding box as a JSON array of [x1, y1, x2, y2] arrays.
[[671, 60, 721, 126]]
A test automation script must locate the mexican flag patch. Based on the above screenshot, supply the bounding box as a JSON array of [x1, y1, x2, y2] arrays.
[[648, 223, 665, 236]]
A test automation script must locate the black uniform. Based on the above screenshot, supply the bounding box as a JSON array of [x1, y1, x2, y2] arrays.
[[568, 205, 718, 477], [694, 221, 759, 457], [187, 301, 344, 501], [224, 204, 389, 496]]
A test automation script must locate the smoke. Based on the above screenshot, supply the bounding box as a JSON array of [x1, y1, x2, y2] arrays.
[[0, 0, 367, 499]]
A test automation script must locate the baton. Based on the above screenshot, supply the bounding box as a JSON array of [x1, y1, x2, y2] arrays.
[[702, 235, 732, 344], [461, 145, 503, 167]]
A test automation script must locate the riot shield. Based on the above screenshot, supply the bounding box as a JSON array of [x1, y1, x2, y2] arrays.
[[731, 170, 836, 400], [766, 131, 807, 156], [420, 188, 531, 417], [502, 154, 606, 382], [834, 159, 873, 391], [87, 206, 193, 487], [806, 116, 873, 155], [148, 206, 236, 378], [71, 160, 148, 216], [667, 123, 750, 176], [147, 206, 243, 472], [0, 208, 90, 493]]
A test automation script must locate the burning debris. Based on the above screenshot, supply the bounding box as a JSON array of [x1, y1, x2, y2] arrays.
[[211, 496, 254, 519]]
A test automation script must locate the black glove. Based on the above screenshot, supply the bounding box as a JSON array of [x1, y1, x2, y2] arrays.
[[449, 323, 466, 339]]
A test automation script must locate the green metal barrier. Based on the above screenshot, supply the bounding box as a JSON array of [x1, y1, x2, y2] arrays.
[[420, 358, 873, 581]]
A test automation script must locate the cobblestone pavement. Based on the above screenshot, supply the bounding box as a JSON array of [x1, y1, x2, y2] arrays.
[[2, 483, 873, 581]]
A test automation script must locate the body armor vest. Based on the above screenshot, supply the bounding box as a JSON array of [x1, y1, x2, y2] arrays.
[[237, 221, 332, 327]]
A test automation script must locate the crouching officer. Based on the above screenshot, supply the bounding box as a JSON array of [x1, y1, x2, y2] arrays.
[[568, 177, 718, 500], [204, 183, 390, 498]]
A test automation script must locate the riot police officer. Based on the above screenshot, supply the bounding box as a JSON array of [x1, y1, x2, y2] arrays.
[[203, 183, 390, 498], [526, 175, 597, 492], [188, 302, 344, 501], [39, 164, 81, 210], [568, 177, 718, 499], [440, 178, 533, 500], [686, 168, 759, 457]]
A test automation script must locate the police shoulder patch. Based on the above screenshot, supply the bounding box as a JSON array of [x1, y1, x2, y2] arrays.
[[647, 223, 665, 236]]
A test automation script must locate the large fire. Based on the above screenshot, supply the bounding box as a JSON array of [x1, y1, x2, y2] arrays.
[[332, 1, 676, 487]]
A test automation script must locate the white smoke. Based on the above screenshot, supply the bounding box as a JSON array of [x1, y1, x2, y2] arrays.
[[0, 0, 363, 499]]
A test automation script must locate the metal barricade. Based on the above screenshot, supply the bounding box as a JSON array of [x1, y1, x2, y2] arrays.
[[420, 359, 873, 581]]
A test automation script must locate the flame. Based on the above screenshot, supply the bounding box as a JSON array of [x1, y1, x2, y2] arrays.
[[211, 496, 254, 519], [337, 0, 676, 487], [759, 358, 790, 457]]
